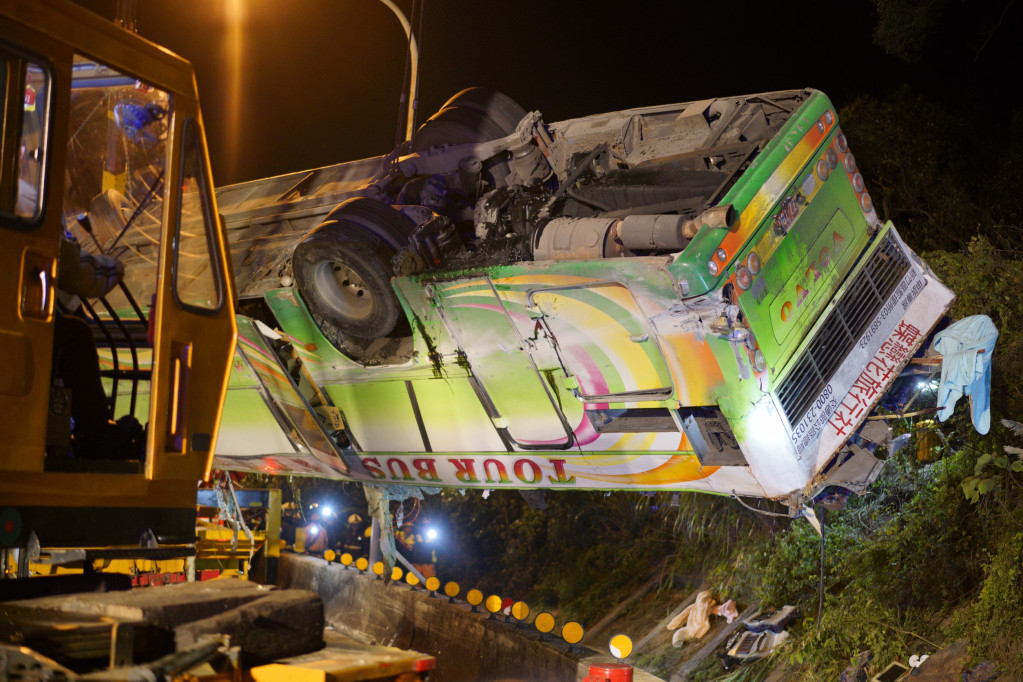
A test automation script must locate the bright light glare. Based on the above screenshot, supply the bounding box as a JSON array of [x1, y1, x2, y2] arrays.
[[224, 0, 244, 183], [321, 505, 333, 517], [308, 525, 319, 537], [426, 528, 438, 542], [743, 399, 808, 495]]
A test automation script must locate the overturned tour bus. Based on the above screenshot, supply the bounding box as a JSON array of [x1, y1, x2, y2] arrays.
[[194, 87, 953, 513]]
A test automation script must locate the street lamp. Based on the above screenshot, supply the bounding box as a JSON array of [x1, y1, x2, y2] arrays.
[[375, 0, 419, 143]]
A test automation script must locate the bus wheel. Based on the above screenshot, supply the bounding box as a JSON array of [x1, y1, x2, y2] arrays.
[[293, 226, 400, 340], [325, 197, 416, 252], [412, 88, 527, 152]]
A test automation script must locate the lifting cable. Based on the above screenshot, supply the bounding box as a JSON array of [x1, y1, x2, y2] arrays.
[[817, 505, 825, 636], [389, 0, 423, 166], [409, 0, 425, 140], [729, 490, 791, 518], [216, 473, 255, 559], [730, 491, 828, 632]]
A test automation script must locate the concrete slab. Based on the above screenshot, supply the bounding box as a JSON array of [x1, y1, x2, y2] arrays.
[[910, 640, 970, 681], [175, 589, 324, 666], [6, 578, 270, 629], [582, 570, 665, 646]]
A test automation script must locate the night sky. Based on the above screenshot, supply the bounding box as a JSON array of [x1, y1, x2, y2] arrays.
[[70, 1, 1017, 188]]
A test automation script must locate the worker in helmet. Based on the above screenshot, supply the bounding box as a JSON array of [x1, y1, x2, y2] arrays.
[[302, 510, 329, 555]]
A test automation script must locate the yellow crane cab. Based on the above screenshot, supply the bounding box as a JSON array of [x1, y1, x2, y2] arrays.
[[0, 0, 237, 575]]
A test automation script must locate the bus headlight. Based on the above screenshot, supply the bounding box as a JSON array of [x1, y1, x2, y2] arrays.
[[753, 349, 767, 372], [735, 265, 752, 290], [816, 159, 830, 181], [746, 251, 761, 275], [843, 153, 857, 174], [851, 172, 865, 193]]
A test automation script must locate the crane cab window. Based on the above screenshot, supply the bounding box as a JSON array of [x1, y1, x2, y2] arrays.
[[173, 118, 223, 312], [64, 53, 170, 313], [57, 54, 173, 449], [0, 50, 50, 225]]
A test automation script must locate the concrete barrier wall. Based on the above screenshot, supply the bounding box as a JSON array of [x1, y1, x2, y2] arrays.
[[279, 553, 657, 682]]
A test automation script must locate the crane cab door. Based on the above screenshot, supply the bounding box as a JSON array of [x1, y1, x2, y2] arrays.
[[145, 113, 237, 483], [47, 48, 236, 483]]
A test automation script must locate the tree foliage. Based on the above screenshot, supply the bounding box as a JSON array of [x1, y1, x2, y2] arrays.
[[871, 0, 952, 63], [871, 0, 1020, 65], [839, 90, 1023, 254]]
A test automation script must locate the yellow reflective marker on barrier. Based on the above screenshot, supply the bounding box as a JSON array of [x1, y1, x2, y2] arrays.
[[444, 581, 460, 603], [485, 595, 502, 618], [609, 633, 633, 660], [340, 553, 353, 567], [355, 557, 369, 573], [562, 621, 584, 645], [373, 561, 384, 578], [535, 612, 555, 639], [512, 601, 529, 622], [405, 572, 420, 588], [324, 549, 336, 562], [391, 566, 403, 582], [426, 576, 441, 594], [466, 588, 483, 613]]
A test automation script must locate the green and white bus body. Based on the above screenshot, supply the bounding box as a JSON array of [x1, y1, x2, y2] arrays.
[[212, 89, 953, 512]]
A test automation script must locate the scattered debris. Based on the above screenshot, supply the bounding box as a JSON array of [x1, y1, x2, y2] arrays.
[[932, 315, 998, 434], [840, 650, 873, 682], [721, 605, 799, 665], [744, 604, 796, 633], [712, 599, 738, 623], [908, 653, 929, 669], [666, 592, 744, 646], [668, 590, 717, 645], [871, 660, 909, 681], [962, 660, 1001, 682], [725, 628, 789, 662]]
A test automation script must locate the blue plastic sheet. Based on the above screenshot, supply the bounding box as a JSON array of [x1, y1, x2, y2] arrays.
[[933, 315, 999, 434]]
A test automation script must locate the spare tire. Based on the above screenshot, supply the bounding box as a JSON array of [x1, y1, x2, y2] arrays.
[[412, 88, 527, 152], [293, 225, 401, 340], [439, 87, 528, 136]]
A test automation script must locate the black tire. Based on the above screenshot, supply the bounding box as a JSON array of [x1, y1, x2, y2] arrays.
[[324, 197, 416, 252], [293, 225, 400, 339], [411, 88, 527, 152], [439, 87, 528, 136]]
